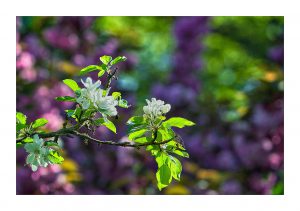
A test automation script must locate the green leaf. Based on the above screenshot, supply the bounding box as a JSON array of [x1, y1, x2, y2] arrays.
[[166, 140, 185, 151], [169, 155, 182, 181], [110, 56, 127, 65], [55, 96, 76, 102], [128, 124, 147, 134], [158, 128, 174, 140], [100, 64, 108, 71], [127, 116, 144, 125], [65, 108, 81, 120], [163, 117, 195, 128], [134, 136, 151, 144], [127, 116, 146, 133], [103, 119, 116, 134], [118, 99, 129, 108], [16, 137, 33, 148], [128, 129, 147, 141], [32, 118, 48, 129], [44, 141, 60, 147], [79, 65, 103, 76], [100, 55, 112, 65], [82, 109, 94, 119], [112, 92, 121, 100], [156, 163, 172, 191], [23, 137, 33, 143], [16, 123, 26, 132], [45, 142, 61, 151], [168, 148, 189, 158], [155, 151, 169, 168], [146, 145, 160, 156], [98, 69, 105, 77], [94, 118, 116, 133], [63, 79, 80, 92], [48, 151, 64, 164], [16, 112, 27, 124]]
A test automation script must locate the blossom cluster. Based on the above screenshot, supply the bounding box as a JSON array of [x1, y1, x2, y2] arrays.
[[143, 98, 171, 121], [24, 135, 50, 171], [76, 77, 118, 118]]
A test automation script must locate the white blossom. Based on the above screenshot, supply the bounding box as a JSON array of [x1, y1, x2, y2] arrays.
[[143, 98, 171, 120], [24, 135, 50, 171], [76, 77, 119, 117], [93, 88, 118, 118]]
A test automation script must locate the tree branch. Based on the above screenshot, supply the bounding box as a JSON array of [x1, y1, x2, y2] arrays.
[[16, 126, 174, 148]]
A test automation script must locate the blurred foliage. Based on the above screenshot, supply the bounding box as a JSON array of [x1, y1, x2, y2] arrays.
[[201, 16, 283, 122]]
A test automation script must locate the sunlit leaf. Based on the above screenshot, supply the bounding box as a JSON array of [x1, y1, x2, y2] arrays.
[[94, 118, 116, 133], [118, 99, 129, 108], [63, 79, 80, 92], [48, 151, 64, 164], [79, 65, 103, 75], [156, 163, 172, 191], [110, 56, 127, 65], [128, 129, 147, 141], [16, 112, 27, 124], [163, 117, 195, 128], [100, 55, 112, 65], [169, 155, 182, 181], [112, 92, 121, 100], [32, 118, 48, 129], [98, 69, 105, 77]]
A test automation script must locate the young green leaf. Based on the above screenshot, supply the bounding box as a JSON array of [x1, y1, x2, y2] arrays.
[[98, 69, 105, 77], [128, 129, 147, 141], [167, 148, 189, 158], [100, 55, 112, 65], [94, 118, 116, 133], [48, 151, 64, 164], [112, 92, 121, 100], [134, 136, 151, 144], [16, 112, 27, 124], [127, 116, 144, 125], [146, 145, 160, 156], [79, 65, 103, 75], [16, 123, 26, 132], [156, 163, 172, 191], [63, 79, 80, 92], [158, 128, 174, 140], [32, 118, 48, 129], [128, 124, 147, 134], [169, 155, 182, 181], [103, 119, 116, 134], [23, 137, 34, 143], [55, 96, 76, 102], [17, 137, 33, 148], [110, 56, 127, 65], [155, 151, 169, 168], [118, 99, 129, 108], [163, 117, 195, 128]]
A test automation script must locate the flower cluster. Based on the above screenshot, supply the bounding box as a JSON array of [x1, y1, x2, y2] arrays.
[[76, 77, 118, 118], [143, 98, 171, 121], [24, 135, 50, 171]]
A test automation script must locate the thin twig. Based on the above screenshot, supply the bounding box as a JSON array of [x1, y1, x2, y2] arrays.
[[16, 126, 174, 148]]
